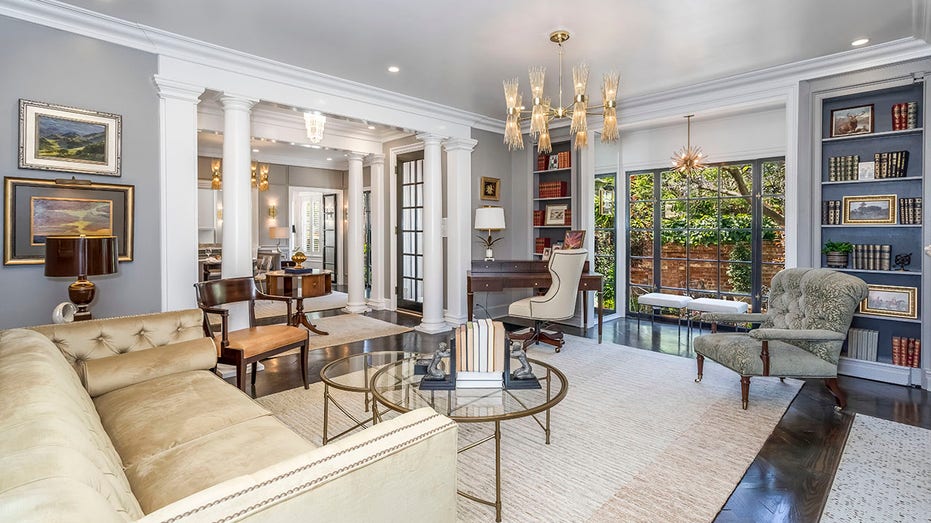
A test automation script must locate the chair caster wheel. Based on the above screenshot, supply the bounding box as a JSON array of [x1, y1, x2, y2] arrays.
[[555, 347, 561, 353]]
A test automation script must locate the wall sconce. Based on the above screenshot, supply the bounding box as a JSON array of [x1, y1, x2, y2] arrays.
[[211, 158, 222, 190], [268, 204, 278, 219], [251, 161, 270, 192]]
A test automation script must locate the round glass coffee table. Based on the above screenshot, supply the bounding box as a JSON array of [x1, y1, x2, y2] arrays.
[[319, 351, 420, 444], [370, 357, 568, 523]]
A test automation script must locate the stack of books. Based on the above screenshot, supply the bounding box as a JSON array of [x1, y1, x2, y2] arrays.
[[564, 208, 572, 225], [821, 200, 841, 224], [828, 155, 859, 181], [556, 151, 571, 169], [892, 337, 921, 367], [455, 319, 507, 388], [538, 181, 568, 198], [533, 210, 544, 226], [851, 244, 891, 270], [536, 153, 548, 171], [534, 237, 551, 253], [873, 151, 909, 178], [846, 328, 879, 361], [891, 102, 918, 130], [899, 197, 923, 224]]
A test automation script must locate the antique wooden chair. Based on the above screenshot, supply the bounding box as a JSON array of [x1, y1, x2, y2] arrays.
[[194, 277, 309, 392], [693, 268, 868, 410], [507, 249, 587, 352]]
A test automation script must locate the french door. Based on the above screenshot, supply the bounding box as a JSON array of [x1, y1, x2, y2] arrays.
[[397, 152, 424, 312], [322, 193, 338, 280], [363, 189, 372, 297]]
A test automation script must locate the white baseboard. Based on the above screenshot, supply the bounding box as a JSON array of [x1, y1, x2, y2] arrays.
[[837, 357, 918, 386], [366, 298, 388, 310]]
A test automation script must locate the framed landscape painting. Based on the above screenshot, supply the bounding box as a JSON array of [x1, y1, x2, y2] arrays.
[[859, 284, 917, 319], [19, 99, 122, 176], [830, 104, 873, 137], [4, 176, 134, 265], [842, 194, 896, 224]]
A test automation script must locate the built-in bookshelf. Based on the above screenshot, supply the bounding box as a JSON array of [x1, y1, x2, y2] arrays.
[[817, 80, 927, 386], [531, 140, 576, 257]]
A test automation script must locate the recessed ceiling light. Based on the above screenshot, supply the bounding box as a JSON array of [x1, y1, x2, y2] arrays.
[[252, 148, 259, 153], [387, 65, 400, 73], [310, 145, 322, 149], [326, 157, 333, 161], [851, 38, 869, 47], [367, 125, 376, 130]]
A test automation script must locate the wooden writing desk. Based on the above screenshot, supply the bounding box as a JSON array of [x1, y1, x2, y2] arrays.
[[467, 260, 603, 343], [266, 270, 332, 335]]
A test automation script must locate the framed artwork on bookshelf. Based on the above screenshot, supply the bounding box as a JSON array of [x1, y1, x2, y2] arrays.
[[544, 204, 567, 225], [548, 155, 559, 170], [480, 176, 500, 201], [842, 194, 896, 224], [859, 284, 918, 319], [563, 230, 585, 249], [830, 104, 873, 137], [857, 161, 874, 180], [541, 247, 552, 261]]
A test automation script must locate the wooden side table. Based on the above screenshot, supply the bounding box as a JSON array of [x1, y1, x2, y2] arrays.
[[266, 270, 333, 335]]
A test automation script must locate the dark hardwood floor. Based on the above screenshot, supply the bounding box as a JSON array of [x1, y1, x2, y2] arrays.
[[239, 310, 930, 523]]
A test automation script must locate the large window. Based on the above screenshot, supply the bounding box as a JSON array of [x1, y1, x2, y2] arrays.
[[594, 174, 616, 313], [627, 159, 785, 315], [299, 195, 323, 256]]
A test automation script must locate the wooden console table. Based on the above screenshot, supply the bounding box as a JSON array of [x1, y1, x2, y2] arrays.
[[266, 270, 332, 335], [467, 260, 603, 343]]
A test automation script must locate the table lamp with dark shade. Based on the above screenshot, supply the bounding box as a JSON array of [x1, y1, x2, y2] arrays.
[[44, 235, 118, 321]]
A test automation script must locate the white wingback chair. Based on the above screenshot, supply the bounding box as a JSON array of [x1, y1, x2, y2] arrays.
[[508, 249, 587, 352]]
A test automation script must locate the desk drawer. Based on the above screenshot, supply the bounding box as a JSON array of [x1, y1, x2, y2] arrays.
[[471, 280, 504, 292]]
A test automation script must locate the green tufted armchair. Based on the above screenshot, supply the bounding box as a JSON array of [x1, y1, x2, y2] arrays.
[[693, 268, 868, 410]]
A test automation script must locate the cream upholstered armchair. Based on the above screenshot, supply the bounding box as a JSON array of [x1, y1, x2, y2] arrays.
[[693, 268, 868, 410], [509, 248, 587, 352]]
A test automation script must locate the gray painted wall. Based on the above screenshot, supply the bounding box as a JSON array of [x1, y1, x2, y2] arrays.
[[0, 17, 160, 329]]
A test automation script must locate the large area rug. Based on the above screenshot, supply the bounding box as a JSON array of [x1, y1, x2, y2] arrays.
[[257, 334, 800, 522], [821, 414, 931, 523], [269, 313, 411, 357], [254, 291, 348, 320]]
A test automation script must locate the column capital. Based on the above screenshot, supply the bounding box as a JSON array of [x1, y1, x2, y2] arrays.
[[443, 137, 478, 152], [366, 153, 386, 167], [347, 151, 366, 162], [153, 75, 204, 103], [218, 93, 259, 112], [416, 132, 446, 145]]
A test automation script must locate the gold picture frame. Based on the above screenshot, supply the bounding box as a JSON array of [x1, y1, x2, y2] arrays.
[[842, 194, 896, 224], [4, 176, 134, 265], [859, 284, 917, 319], [480, 176, 500, 201], [19, 99, 122, 176]]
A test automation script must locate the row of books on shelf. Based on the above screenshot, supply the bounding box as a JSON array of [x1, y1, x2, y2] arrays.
[[891, 102, 918, 131], [822, 200, 842, 224], [536, 151, 572, 171], [538, 181, 569, 198], [533, 209, 571, 226], [454, 320, 506, 388], [892, 336, 921, 367], [827, 151, 909, 181], [851, 244, 891, 271], [534, 237, 551, 253], [899, 197, 923, 225]]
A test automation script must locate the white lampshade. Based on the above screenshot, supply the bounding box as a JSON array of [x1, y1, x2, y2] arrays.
[[269, 226, 290, 239], [474, 207, 506, 230]]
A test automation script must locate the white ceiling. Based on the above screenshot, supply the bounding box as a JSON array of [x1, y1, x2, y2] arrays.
[[62, 0, 921, 118]]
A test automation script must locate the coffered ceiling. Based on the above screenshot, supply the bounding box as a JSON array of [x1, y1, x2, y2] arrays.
[[58, 0, 925, 118]]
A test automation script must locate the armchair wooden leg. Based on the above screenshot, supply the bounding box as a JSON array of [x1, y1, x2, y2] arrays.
[[251, 362, 258, 387], [695, 354, 704, 383], [824, 378, 847, 410], [300, 342, 309, 390], [740, 376, 751, 410], [236, 360, 246, 392]]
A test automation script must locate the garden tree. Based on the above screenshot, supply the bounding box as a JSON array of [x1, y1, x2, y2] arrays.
[[628, 162, 785, 297]]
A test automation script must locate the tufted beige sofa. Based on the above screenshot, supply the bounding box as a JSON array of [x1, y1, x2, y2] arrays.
[[0, 309, 457, 522]]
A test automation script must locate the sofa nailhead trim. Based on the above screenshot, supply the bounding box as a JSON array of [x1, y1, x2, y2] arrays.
[[157, 413, 455, 523]]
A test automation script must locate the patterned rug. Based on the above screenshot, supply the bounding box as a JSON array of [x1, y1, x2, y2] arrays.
[[257, 334, 800, 522], [821, 414, 931, 523]]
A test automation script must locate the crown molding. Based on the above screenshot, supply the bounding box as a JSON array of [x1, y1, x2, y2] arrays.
[[0, 0, 505, 133]]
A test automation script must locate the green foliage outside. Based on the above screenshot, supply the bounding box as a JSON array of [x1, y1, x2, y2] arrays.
[[594, 177, 616, 310]]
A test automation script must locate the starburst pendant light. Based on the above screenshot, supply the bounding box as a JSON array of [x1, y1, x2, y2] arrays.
[[503, 30, 620, 153], [671, 114, 704, 173], [303, 111, 326, 143]]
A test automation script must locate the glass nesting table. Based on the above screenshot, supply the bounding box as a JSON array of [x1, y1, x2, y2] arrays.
[[319, 351, 420, 445], [370, 357, 568, 523]]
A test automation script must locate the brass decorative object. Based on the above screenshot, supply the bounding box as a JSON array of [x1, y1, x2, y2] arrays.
[[291, 250, 307, 268]]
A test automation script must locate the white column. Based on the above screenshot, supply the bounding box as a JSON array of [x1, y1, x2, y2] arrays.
[[368, 153, 387, 309], [345, 152, 369, 313], [218, 94, 258, 281], [155, 76, 204, 312], [416, 133, 449, 333], [443, 138, 477, 325]]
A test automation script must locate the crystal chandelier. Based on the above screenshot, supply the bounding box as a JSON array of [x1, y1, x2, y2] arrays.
[[251, 161, 269, 192], [504, 30, 620, 153], [671, 115, 704, 174], [303, 111, 326, 143]]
